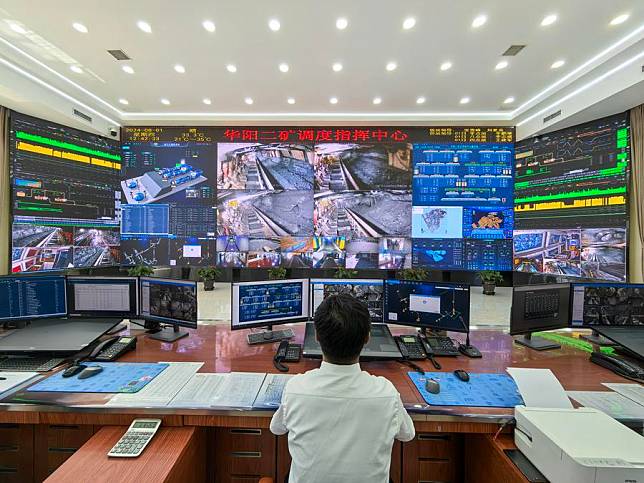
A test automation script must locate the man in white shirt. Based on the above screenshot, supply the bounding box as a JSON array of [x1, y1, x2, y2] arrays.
[[270, 293, 415, 483]]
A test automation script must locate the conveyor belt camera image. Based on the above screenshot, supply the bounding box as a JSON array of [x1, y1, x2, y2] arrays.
[[314, 190, 411, 239], [314, 143, 412, 191], [378, 237, 412, 270], [217, 190, 314, 237], [217, 143, 314, 190], [149, 283, 197, 323], [580, 228, 627, 282], [514, 229, 581, 277], [216, 251, 247, 268], [312, 236, 346, 269], [346, 238, 379, 269], [247, 238, 281, 269], [582, 286, 644, 326], [279, 237, 314, 268], [322, 282, 383, 321]]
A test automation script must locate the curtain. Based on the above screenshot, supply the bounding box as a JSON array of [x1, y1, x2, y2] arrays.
[[629, 104, 644, 282], [0, 106, 8, 275]]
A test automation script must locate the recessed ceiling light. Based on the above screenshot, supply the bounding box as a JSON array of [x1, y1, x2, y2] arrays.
[[174, 64, 186, 74], [279, 63, 289, 73], [332, 62, 343, 72], [610, 13, 629, 26], [226, 64, 237, 73], [244, 97, 254, 105], [72, 22, 88, 33], [160, 98, 170, 105], [329, 97, 338, 104], [386, 61, 397, 71], [460, 97, 471, 104], [495, 60, 509, 70], [373, 97, 382, 105], [416, 96, 426, 104], [70, 65, 83, 74], [202, 20, 215, 32], [202, 98, 212, 105], [287, 97, 296, 105], [336, 17, 348, 30], [122, 65, 135, 74], [402, 17, 416, 30], [9, 22, 27, 34], [471, 15, 487, 28], [440, 61, 452, 71], [268, 18, 281, 31], [551, 59, 565, 69], [540, 14, 557, 27], [136, 20, 152, 33], [503, 96, 515, 104], [118, 98, 129, 105]]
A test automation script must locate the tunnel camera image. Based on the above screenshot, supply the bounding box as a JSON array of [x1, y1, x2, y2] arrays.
[[149, 283, 197, 322], [582, 286, 644, 326]]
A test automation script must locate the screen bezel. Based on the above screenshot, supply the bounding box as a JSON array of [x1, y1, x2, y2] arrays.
[[0, 274, 67, 321], [139, 276, 198, 329], [383, 279, 471, 333], [509, 283, 571, 336], [66, 276, 139, 318], [231, 279, 309, 331], [309, 278, 384, 322], [570, 282, 644, 328]]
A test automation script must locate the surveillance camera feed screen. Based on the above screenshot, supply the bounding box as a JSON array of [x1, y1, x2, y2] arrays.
[[140, 278, 197, 327], [513, 113, 630, 281], [310, 279, 384, 322], [232, 280, 307, 328], [10, 112, 121, 272], [571, 283, 644, 327], [384, 279, 470, 332], [120, 127, 217, 267]]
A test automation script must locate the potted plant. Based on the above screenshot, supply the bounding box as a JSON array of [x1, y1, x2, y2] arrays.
[[477, 271, 504, 295], [268, 267, 287, 280], [333, 267, 358, 279], [197, 266, 221, 291], [127, 265, 154, 277], [397, 267, 429, 281]]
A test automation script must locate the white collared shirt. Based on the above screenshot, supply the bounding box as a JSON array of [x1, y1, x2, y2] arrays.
[[270, 361, 415, 483]]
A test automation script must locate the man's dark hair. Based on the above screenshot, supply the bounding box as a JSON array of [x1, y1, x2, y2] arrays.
[[314, 293, 371, 364]]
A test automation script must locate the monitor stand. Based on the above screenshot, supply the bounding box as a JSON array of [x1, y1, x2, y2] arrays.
[[579, 330, 617, 346], [148, 325, 189, 342], [247, 325, 295, 345], [514, 333, 560, 351]]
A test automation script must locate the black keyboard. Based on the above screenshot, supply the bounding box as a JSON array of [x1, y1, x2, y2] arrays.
[[423, 336, 459, 356], [247, 329, 295, 345], [0, 356, 65, 372]]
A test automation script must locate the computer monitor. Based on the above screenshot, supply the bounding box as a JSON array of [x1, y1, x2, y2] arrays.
[[0, 274, 66, 322], [139, 277, 198, 342], [570, 282, 644, 330], [510, 284, 571, 351], [231, 279, 309, 343], [310, 278, 384, 322], [66, 277, 139, 318], [383, 279, 470, 333]]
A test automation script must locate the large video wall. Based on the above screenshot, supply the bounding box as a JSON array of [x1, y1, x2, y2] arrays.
[[9, 112, 121, 272], [513, 112, 630, 282]]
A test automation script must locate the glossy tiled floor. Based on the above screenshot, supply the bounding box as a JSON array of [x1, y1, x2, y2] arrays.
[[197, 282, 511, 328]]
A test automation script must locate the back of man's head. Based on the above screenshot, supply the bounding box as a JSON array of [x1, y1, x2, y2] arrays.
[[314, 293, 371, 364]]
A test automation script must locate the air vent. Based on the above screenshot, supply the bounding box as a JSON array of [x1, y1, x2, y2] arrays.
[[543, 110, 562, 124], [107, 49, 130, 61], [502, 45, 526, 56], [73, 108, 92, 123]]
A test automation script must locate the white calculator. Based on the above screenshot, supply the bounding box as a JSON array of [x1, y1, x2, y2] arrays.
[[108, 419, 162, 457]]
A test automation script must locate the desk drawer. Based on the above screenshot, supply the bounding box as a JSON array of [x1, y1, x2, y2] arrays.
[[0, 424, 33, 483], [34, 424, 95, 482], [214, 428, 276, 483], [416, 433, 457, 459]]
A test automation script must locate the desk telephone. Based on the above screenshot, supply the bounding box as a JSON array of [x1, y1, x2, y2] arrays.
[[590, 351, 644, 381], [273, 340, 301, 372], [89, 336, 137, 362]]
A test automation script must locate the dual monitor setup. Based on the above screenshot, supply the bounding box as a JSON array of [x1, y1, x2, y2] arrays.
[[0, 274, 198, 348]]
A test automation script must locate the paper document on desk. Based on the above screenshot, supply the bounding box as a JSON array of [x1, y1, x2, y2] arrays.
[[106, 362, 203, 407], [568, 391, 644, 420], [507, 368, 573, 409], [253, 374, 294, 409], [211, 372, 267, 409], [168, 373, 227, 408], [602, 383, 644, 407], [0, 372, 39, 396]]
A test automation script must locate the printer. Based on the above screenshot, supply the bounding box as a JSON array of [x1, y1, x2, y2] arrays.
[[515, 406, 644, 483]]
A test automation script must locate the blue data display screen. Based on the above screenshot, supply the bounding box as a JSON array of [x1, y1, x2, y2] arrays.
[[0, 275, 66, 320], [238, 282, 304, 324]]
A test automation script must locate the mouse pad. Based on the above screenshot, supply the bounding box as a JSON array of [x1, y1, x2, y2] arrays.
[[408, 371, 524, 408], [27, 362, 169, 393]]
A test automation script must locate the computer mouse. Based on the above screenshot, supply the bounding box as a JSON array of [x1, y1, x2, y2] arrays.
[[78, 366, 103, 379], [62, 364, 87, 378], [454, 369, 470, 382], [425, 378, 440, 395]]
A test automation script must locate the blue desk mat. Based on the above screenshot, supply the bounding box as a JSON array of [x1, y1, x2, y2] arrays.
[[408, 372, 524, 408], [28, 362, 169, 394]]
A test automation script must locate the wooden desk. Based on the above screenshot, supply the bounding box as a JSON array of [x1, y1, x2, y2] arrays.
[[0, 325, 636, 482]]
